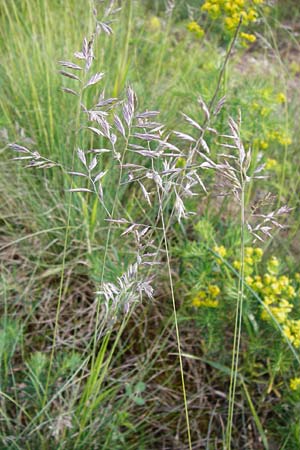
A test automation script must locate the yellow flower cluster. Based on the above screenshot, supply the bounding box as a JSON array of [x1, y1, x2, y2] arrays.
[[214, 245, 227, 258], [267, 130, 292, 146], [233, 246, 263, 274], [267, 255, 280, 274], [187, 21, 205, 38], [192, 284, 220, 308], [254, 129, 292, 152], [257, 139, 269, 150], [201, 0, 264, 43], [240, 32, 256, 43], [254, 89, 286, 107], [213, 245, 227, 264], [276, 92, 286, 104], [247, 256, 300, 347], [251, 100, 271, 118], [265, 158, 278, 171], [250, 88, 289, 150], [283, 320, 300, 348], [290, 377, 300, 391]]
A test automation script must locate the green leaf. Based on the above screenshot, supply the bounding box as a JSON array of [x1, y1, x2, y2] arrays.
[[133, 396, 145, 406], [134, 381, 146, 394]]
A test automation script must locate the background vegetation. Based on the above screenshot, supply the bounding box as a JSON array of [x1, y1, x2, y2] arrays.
[[1, 0, 300, 448]]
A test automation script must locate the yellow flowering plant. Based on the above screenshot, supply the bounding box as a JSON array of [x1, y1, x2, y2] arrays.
[[200, 0, 267, 45], [244, 254, 300, 350], [178, 226, 300, 425], [247, 88, 292, 152], [187, 21, 205, 39], [231, 82, 293, 178], [290, 377, 300, 391], [182, 239, 299, 353], [192, 286, 220, 308]]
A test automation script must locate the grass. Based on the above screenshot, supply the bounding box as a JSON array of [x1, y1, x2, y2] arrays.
[[1, 0, 300, 448]]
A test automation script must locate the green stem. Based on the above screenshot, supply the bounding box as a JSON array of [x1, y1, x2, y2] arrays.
[[225, 184, 245, 449], [157, 187, 192, 450]]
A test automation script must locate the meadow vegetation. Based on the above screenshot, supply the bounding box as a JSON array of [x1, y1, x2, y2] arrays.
[[1, 0, 300, 448]]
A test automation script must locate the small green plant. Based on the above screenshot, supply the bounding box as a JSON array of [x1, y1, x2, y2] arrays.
[[125, 381, 146, 406]]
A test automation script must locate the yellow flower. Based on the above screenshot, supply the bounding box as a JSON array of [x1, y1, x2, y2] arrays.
[[265, 158, 278, 170], [240, 32, 256, 43], [261, 309, 269, 321], [278, 299, 293, 316], [294, 327, 300, 347], [263, 296, 273, 306], [270, 306, 288, 323], [225, 16, 240, 31], [260, 308, 271, 321], [239, 10, 249, 24], [224, 2, 234, 13], [253, 247, 263, 261], [260, 88, 271, 99], [286, 285, 296, 298], [260, 140, 269, 149], [202, 298, 219, 308], [279, 275, 289, 287], [276, 92, 286, 104], [245, 256, 254, 265], [192, 290, 206, 307], [192, 294, 219, 308], [290, 378, 300, 391], [263, 274, 272, 285], [233, 260, 241, 270], [208, 285, 220, 297], [201, 1, 212, 12], [282, 320, 300, 347], [192, 297, 202, 307], [263, 286, 272, 296], [253, 281, 263, 290], [283, 323, 294, 342], [246, 276, 253, 285], [267, 130, 278, 141], [201, 0, 266, 36], [148, 16, 161, 32], [260, 106, 270, 117], [267, 256, 279, 274], [270, 282, 281, 295], [278, 135, 292, 146], [247, 9, 258, 21], [295, 273, 300, 282], [214, 245, 227, 258], [187, 21, 205, 38], [210, 3, 221, 18], [245, 247, 254, 257]]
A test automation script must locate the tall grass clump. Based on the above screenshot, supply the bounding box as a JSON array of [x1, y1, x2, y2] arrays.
[[2, 1, 196, 447]]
